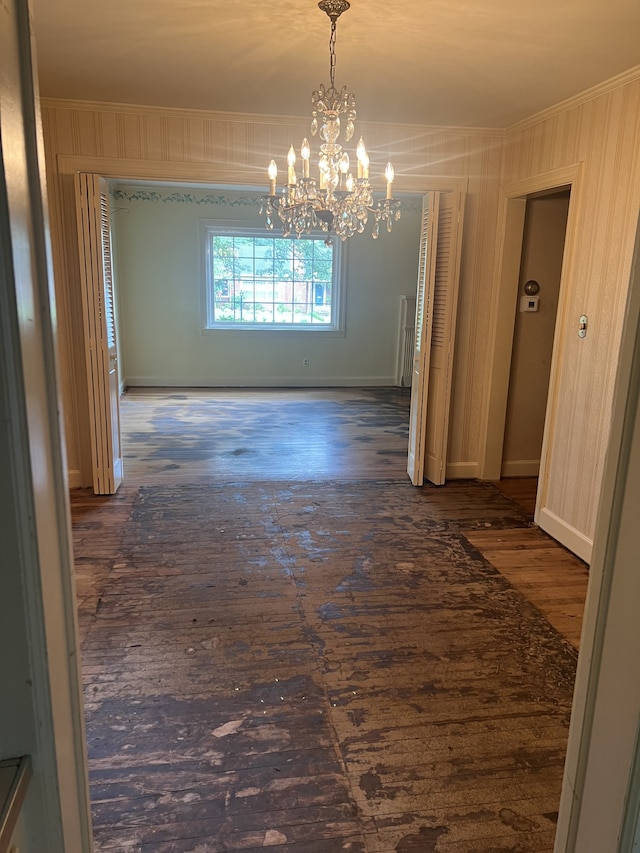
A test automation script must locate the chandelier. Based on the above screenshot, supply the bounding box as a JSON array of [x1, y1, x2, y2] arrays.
[[260, 0, 401, 242]]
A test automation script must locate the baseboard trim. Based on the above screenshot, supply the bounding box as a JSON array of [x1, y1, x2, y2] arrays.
[[124, 376, 398, 388], [537, 506, 593, 564], [446, 462, 478, 479], [68, 469, 82, 489], [501, 459, 540, 477]]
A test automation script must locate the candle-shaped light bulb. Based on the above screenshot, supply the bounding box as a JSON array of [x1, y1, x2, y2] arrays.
[[339, 153, 350, 189], [361, 152, 370, 180], [346, 173, 355, 192], [287, 145, 297, 184], [301, 138, 311, 178], [268, 160, 277, 195], [385, 162, 395, 199], [356, 137, 367, 178]]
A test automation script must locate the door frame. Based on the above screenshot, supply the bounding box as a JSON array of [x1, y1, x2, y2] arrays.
[[1, 0, 93, 847], [55, 153, 469, 488], [478, 164, 586, 550]]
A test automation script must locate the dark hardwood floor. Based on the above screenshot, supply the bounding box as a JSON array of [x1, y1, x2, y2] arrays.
[[117, 387, 413, 484], [71, 388, 589, 852]]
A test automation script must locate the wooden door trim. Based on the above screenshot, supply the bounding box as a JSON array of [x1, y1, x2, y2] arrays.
[[54, 154, 468, 488], [479, 163, 583, 490]]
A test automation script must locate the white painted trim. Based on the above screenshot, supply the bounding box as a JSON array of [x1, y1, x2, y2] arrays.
[[445, 461, 478, 479], [67, 469, 83, 489], [508, 65, 640, 136], [534, 165, 584, 524], [124, 375, 398, 388], [57, 154, 470, 197], [501, 459, 540, 477], [501, 165, 579, 200], [536, 506, 592, 564]]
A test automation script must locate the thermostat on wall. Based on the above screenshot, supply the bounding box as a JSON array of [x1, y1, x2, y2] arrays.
[[520, 295, 540, 313]]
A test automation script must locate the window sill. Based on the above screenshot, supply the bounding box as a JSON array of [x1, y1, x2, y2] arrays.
[[201, 325, 346, 337]]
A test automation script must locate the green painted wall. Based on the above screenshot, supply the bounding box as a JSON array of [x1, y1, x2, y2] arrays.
[[111, 185, 422, 387]]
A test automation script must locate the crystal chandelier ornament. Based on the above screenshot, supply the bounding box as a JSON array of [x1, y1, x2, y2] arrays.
[[260, 0, 401, 242]]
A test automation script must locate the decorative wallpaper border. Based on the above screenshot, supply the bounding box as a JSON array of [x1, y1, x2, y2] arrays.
[[111, 187, 423, 212], [112, 188, 260, 207]]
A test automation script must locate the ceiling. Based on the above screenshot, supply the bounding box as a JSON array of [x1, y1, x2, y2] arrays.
[[31, 0, 640, 129]]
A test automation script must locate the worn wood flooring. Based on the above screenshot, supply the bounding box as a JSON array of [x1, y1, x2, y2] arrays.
[[118, 387, 412, 484], [71, 388, 590, 853]]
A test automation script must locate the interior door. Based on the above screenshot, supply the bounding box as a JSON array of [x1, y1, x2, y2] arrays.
[[75, 172, 123, 494], [407, 192, 439, 485], [423, 190, 465, 485]]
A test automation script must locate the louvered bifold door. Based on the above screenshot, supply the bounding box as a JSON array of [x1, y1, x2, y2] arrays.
[[423, 190, 465, 485], [407, 192, 439, 486], [75, 172, 123, 494]]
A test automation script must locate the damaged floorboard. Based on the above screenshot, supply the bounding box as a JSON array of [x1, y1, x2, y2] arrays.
[[71, 388, 589, 852]]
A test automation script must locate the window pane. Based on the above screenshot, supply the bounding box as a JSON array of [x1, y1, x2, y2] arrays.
[[313, 259, 332, 281], [213, 235, 234, 254], [234, 256, 253, 276], [234, 236, 254, 256], [257, 304, 274, 323], [206, 230, 338, 329], [291, 281, 307, 305], [256, 256, 274, 277], [254, 238, 274, 257]]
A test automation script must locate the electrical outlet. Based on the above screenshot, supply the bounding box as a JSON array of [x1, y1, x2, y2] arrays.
[[302, 357, 310, 367]]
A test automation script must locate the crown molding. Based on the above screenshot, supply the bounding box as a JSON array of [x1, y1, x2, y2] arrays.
[[39, 65, 640, 141], [39, 97, 506, 138], [507, 65, 640, 136]]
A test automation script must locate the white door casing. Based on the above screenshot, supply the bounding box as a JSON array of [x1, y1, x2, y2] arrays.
[[74, 173, 123, 495]]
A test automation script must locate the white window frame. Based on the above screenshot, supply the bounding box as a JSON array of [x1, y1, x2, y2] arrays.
[[200, 222, 345, 334]]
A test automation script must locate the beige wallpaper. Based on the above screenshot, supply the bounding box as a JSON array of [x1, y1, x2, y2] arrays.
[[40, 74, 640, 557], [40, 99, 505, 486], [504, 75, 640, 546]]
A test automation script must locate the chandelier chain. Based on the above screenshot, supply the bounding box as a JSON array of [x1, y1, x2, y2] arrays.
[[329, 19, 337, 91]]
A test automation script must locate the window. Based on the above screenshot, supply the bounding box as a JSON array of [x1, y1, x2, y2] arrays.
[[202, 225, 343, 332]]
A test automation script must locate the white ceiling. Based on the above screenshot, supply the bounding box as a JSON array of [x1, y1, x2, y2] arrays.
[[31, 0, 640, 129]]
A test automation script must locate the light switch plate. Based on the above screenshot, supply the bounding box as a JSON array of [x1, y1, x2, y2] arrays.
[[520, 295, 539, 312]]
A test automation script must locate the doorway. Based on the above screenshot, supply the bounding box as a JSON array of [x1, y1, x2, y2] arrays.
[[501, 189, 570, 479], [480, 163, 587, 560]]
